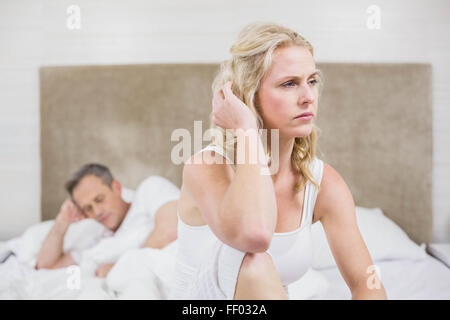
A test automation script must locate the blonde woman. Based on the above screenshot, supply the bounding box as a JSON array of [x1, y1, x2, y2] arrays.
[[170, 23, 387, 300]]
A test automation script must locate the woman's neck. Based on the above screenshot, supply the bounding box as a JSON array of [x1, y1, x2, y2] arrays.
[[266, 131, 296, 183]]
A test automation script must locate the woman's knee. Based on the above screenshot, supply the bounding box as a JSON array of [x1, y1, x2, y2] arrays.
[[239, 252, 275, 278], [234, 251, 287, 299]]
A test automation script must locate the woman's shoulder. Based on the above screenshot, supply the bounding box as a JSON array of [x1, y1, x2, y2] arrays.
[[182, 148, 235, 193], [184, 144, 234, 173], [320, 162, 345, 189], [179, 148, 235, 226], [313, 161, 355, 221]]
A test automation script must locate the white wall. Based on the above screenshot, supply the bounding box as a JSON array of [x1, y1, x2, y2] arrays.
[[0, 0, 448, 242]]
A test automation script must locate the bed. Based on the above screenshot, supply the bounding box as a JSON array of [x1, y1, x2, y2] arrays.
[[1, 62, 448, 300], [318, 256, 450, 300], [305, 207, 450, 300]]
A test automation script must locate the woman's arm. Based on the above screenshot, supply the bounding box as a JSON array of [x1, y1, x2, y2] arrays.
[[182, 82, 277, 253], [314, 163, 387, 299], [183, 131, 277, 253]]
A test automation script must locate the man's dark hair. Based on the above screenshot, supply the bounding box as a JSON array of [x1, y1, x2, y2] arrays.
[[65, 163, 114, 196]]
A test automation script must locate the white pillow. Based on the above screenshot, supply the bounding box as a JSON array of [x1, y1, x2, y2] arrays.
[[5, 218, 112, 267], [121, 187, 136, 203], [311, 206, 427, 269], [6, 220, 55, 266]]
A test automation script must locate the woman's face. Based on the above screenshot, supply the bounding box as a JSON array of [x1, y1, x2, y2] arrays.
[[257, 45, 319, 139]]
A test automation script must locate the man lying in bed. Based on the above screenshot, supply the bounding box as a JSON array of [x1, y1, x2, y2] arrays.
[[36, 163, 179, 277]]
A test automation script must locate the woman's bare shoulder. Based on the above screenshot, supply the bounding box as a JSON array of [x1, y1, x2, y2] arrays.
[[183, 150, 235, 185], [314, 162, 355, 222], [179, 150, 235, 225]]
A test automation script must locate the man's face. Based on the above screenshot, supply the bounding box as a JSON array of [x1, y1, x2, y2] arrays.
[[72, 175, 126, 231]]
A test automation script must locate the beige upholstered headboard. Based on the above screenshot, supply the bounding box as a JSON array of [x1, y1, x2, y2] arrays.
[[39, 63, 432, 244]]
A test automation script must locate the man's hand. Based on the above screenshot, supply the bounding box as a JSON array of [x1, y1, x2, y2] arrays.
[[95, 263, 114, 278], [55, 198, 86, 230]]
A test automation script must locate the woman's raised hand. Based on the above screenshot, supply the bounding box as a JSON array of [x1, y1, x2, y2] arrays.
[[212, 81, 258, 131]]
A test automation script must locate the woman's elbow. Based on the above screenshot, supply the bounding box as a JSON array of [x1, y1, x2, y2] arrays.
[[241, 230, 272, 253]]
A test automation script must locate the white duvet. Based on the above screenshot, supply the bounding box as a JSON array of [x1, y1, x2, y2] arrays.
[[0, 175, 183, 300], [315, 255, 450, 300], [1, 203, 448, 300], [0, 217, 174, 300], [0, 218, 329, 300]]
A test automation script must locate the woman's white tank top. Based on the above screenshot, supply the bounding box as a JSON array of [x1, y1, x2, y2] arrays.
[[175, 144, 324, 287]]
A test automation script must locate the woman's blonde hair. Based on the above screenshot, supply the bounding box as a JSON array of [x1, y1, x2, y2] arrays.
[[210, 22, 324, 192]]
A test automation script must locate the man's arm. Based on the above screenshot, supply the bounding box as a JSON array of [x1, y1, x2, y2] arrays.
[[95, 200, 178, 278], [142, 200, 178, 249], [95, 200, 179, 278], [36, 199, 85, 269], [36, 222, 70, 269]]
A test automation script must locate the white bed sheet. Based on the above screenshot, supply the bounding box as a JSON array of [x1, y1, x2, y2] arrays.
[[2, 241, 449, 300], [313, 254, 450, 300]]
